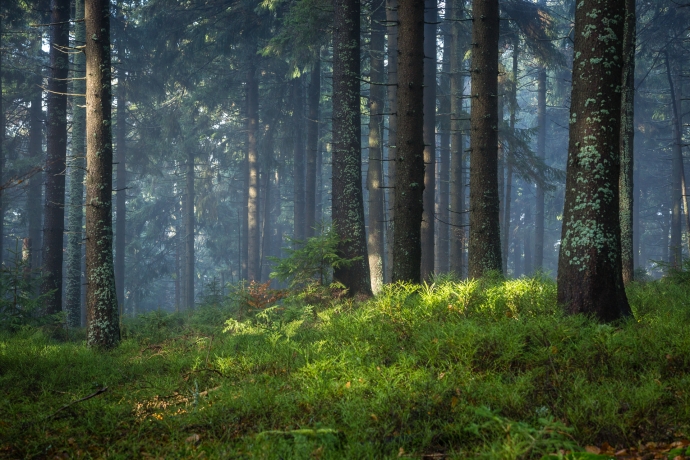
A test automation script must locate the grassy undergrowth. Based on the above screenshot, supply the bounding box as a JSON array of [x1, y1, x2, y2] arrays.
[[1, 276, 689, 459]]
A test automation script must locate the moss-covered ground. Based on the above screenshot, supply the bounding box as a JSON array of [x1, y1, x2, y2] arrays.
[[1, 276, 689, 459]]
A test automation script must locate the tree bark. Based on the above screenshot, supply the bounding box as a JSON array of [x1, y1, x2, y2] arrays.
[[437, 22, 451, 274], [367, 0, 386, 293], [306, 60, 320, 238], [385, 0, 399, 284], [85, 0, 120, 348], [420, 0, 436, 280], [0, 15, 4, 266], [28, 44, 44, 273], [115, 66, 127, 310], [619, 0, 635, 284], [665, 51, 683, 269], [534, 65, 547, 272], [557, 0, 631, 321], [503, 40, 518, 275], [42, 0, 71, 314], [66, 0, 86, 326], [185, 148, 194, 308], [247, 62, 260, 281], [392, 0, 425, 283], [332, 0, 372, 296], [293, 77, 306, 242], [449, 0, 464, 278], [468, 0, 502, 278]]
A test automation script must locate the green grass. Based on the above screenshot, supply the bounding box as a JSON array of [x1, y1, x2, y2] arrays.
[[1, 276, 689, 459]]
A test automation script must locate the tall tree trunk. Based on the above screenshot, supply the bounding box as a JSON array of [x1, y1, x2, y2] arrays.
[[619, 0, 635, 284], [185, 149, 194, 308], [392, 0, 425, 283], [0, 15, 4, 266], [367, 0, 386, 293], [534, 64, 547, 272], [306, 60, 320, 238], [179, 196, 187, 307], [468, 0, 502, 278], [665, 51, 683, 269], [315, 141, 323, 225], [557, 0, 631, 321], [65, 0, 86, 326], [503, 40, 518, 275], [85, 0, 120, 348], [247, 63, 260, 281], [420, 0, 436, 280], [449, 0, 464, 277], [332, 0, 372, 296], [28, 48, 43, 273], [293, 77, 306, 242], [115, 68, 127, 310], [385, 0, 398, 283], [437, 23, 451, 274], [42, 0, 71, 314]]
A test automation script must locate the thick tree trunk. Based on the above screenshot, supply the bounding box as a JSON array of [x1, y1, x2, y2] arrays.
[[468, 0, 502, 278], [420, 0, 436, 280], [42, 0, 71, 314], [115, 71, 127, 310], [85, 0, 120, 348], [332, 0, 372, 296], [385, 0, 398, 283], [367, 0, 386, 293], [449, 0, 464, 278], [437, 23, 451, 274], [392, 0, 425, 283], [293, 77, 306, 242], [306, 60, 320, 238], [557, 0, 631, 321], [619, 0, 635, 284], [665, 52, 683, 269], [66, 0, 86, 326], [247, 63, 260, 281], [185, 149, 194, 308]]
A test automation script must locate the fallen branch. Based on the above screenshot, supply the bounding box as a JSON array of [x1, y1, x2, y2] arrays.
[[45, 387, 108, 420]]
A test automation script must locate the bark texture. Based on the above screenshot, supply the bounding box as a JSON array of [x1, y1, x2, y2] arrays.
[[247, 63, 260, 281], [557, 0, 631, 321], [437, 23, 451, 274], [85, 0, 120, 348], [28, 51, 43, 272], [385, 0, 398, 283], [332, 0, 372, 296], [468, 0, 502, 277], [392, 0, 425, 283]]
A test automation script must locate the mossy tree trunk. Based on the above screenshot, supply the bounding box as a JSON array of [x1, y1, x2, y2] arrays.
[[247, 62, 260, 282], [332, 0, 372, 296], [293, 76, 306, 242], [66, 0, 86, 326], [42, 0, 71, 314], [367, 0, 386, 294], [385, 0, 398, 283], [619, 0, 635, 284], [420, 0, 436, 280], [392, 0, 424, 283], [557, 0, 631, 322], [85, 0, 120, 348], [468, 0, 502, 278], [305, 60, 320, 238]]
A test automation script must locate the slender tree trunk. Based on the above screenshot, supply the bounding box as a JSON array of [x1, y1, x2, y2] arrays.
[[385, 0, 398, 284], [185, 149, 194, 308], [523, 200, 533, 275], [502, 42, 518, 275], [115, 69, 127, 310], [392, 0, 424, 283], [85, 0, 120, 348], [468, 0, 502, 278], [332, 0, 372, 296], [0, 15, 4, 266], [179, 196, 187, 307], [65, 0, 86, 326], [367, 0, 386, 293], [619, 0, 635, 283], [420, 0, 436, 280], [437, 23, 451, 274], [42, 0, 71, 314], [306, 60, 320, 238], [449, 0, 464, 277], [534, 65, 547, 272], [293, 77, 306, 242], [247, 63, 260, 281], [175, 221, 180, 309], [665, 52, 683, 268], [557, 0, 631, 321]]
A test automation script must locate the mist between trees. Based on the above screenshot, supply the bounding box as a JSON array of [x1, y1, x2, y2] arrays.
[[0, 0, 689, 339]]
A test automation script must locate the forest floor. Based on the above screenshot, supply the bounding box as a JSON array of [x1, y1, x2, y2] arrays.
[[1, 275, 690, 459]]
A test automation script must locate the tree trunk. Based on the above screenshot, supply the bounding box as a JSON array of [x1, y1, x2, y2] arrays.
[[420, 0, 436, 280], [557, 0, 631, 321], [293, 77, 306, 242], [437, 22, 451, 274], [385, 0, 398, 283], [179, 196, 187, 307], [42, 0, 71, 314], [0, 15, 4, 266], [392, 0, 425, 283], [449, 0, 464, 278], [306, 60, 320, 238], [332, 0, 372, 296], [28, 58, 44, 273], [619, 0, 635, 284], [523, 200, 533, 275], [85, 0, 120, 348], [247, 62, 260, 281], [468, 0, 502, 278], [367, 0, 386, 293], [185, 149, 194, 308], [534, 65, 547, 272], [115, 67, 127, 310], [65, 0, 86, 326], [665, 51, 683, 269]]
